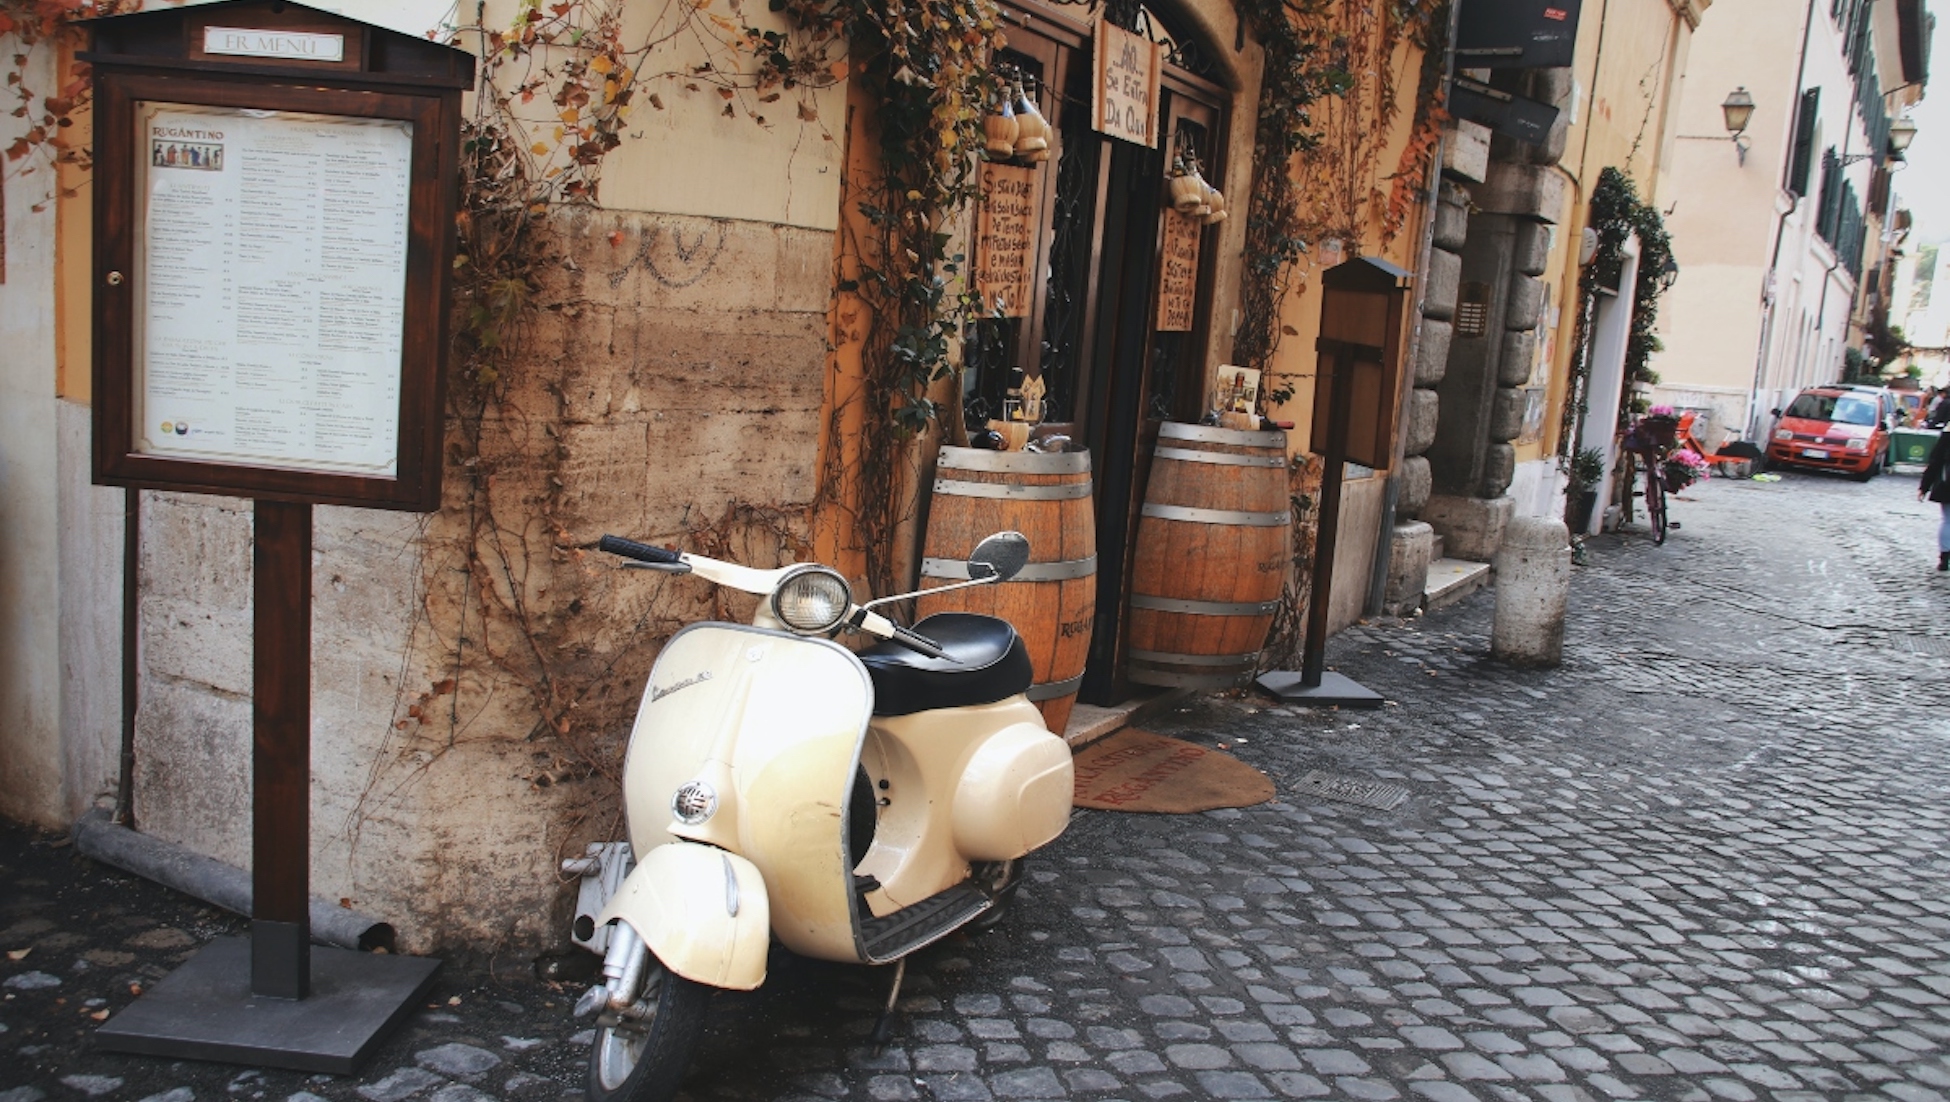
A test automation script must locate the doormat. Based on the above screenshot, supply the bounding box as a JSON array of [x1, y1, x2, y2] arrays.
[[1071, 728, 1275, 813], [1289, 770, 1409, 812]]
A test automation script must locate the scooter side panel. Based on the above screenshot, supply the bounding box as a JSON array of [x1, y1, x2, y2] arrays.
[[861, 697, 1053, 909], [951, 721, 1075, 861], [596, 842, 771, 989]]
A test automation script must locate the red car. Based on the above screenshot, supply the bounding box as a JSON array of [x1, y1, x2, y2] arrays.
[[1766, 386, 1894, 480]]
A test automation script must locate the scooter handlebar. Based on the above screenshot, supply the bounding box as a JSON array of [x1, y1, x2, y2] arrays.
[[599, 534, 682, 565]]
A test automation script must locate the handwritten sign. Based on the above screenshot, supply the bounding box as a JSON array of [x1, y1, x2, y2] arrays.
[[1156, 210, 1202, 331], [1093, 21, 1161, 147], [974, 162, 1036, 317]]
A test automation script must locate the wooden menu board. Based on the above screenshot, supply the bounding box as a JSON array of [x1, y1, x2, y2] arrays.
[[89, 1, 469, 513], [1156, 210, 1201, 331], [974, 162, 1036, 317]]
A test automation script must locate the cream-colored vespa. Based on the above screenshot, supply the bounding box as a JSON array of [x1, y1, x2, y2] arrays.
[[568, 531, 1074, 1102]]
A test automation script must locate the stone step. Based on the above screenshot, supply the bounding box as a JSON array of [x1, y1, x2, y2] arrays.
[[1424, 557, 1491, 612], [1430, 532, 1446, 562]]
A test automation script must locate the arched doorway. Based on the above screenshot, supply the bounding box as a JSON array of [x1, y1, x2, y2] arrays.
[[963, 0, 1235, 704]]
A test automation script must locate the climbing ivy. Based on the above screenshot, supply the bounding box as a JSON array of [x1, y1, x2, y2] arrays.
[[1559, 165, 1675, 458]]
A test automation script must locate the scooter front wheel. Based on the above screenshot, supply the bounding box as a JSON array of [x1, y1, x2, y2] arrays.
[[586, 961, 711, 1102]]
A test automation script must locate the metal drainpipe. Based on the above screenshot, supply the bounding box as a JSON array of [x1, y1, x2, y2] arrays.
[[114, 487, 138, 827], [1363, 0, 1463, 616]]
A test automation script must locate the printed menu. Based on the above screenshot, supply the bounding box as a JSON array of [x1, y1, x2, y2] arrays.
[[135, 103, 413, 475]]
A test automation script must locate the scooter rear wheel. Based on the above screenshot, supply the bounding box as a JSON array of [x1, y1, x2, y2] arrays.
[[586, 960, 710, 1102]]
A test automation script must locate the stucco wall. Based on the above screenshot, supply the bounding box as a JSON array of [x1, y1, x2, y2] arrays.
[[0, 43, 64, 828]]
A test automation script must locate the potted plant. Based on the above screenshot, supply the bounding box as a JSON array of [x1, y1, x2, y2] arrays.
[[1567, 446, 1606, 533]]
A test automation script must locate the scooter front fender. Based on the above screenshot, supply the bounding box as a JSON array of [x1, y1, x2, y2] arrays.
[[596, 842, 770, 991]]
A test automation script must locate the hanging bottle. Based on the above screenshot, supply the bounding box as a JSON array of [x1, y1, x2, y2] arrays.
[[984, 85, 1019, 160], [1012, 80, 1050, 162], [1169, 153, 1205, 214], [1202, 181, 1227, 226]]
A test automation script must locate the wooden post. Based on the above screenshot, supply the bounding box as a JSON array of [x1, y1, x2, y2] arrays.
[[1301, 344, 1355, 688], [251, 499, 311, 999]]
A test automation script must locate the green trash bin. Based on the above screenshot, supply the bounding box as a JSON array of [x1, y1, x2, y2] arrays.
[[1891, 428, 1941, 465]]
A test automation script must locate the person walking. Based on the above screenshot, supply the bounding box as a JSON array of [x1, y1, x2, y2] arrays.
[[1922, 428, 1950, 571]]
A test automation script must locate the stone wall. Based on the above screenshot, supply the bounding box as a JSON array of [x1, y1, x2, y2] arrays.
[[130, 210, 835, 952]]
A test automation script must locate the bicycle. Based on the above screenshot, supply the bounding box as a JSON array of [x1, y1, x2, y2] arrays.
[[1620, 415, 1677, 545]]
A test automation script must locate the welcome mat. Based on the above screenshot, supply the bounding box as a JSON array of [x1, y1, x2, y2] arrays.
[[1071, 728, 1275, 813]]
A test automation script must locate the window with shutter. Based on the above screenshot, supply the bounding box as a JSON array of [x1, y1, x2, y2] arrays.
[[1787, 87, 1820, 196]]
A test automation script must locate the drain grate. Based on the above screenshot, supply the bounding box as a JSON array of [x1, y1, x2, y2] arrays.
[[1894, 635, 1950, 658], [1291, 771, 1409, 811]]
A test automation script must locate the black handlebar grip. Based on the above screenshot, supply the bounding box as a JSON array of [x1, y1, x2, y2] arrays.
[[598, 535, 680, 564]]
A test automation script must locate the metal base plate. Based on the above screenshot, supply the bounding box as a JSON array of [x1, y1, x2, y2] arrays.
[[1254, 670, 1385, 708], [94, 936, 441, 1074]]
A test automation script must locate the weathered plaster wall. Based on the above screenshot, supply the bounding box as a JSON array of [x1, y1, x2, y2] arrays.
[[0, 42, 64, 828], [57, 404, 126, 822], [131, 208, 834, 951]]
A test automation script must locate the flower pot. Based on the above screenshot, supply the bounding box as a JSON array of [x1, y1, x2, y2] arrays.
[[1569, 487, 1598, 534]]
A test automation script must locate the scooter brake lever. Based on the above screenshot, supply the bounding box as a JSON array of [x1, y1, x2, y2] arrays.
[[623, 561, 693, 574]]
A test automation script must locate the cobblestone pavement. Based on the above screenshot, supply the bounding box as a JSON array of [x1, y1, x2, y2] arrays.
[[5, 466, 1950, 1102]]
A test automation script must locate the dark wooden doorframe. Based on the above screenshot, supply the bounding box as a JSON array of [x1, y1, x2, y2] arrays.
[[1077, 86, 1227, 706], [1078, 136, 1165, 705]]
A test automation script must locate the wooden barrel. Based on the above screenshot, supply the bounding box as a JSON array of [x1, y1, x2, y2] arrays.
[[917, 446, 1096, 734], [1126, 423, 1291, 689]]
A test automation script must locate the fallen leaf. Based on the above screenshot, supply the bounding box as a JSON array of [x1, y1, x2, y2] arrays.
[[5, 948, 28, 961]]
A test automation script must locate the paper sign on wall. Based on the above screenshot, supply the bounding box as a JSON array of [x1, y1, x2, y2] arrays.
[[1093, 20, 1161, 147], [1156, 210, 1201, 331], [974, 162, 1037, 317]]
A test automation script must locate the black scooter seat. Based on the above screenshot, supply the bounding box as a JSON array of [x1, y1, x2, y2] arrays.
[[857, 612, 1034, 717]]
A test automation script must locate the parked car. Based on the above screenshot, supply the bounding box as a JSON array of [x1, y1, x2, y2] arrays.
[[1765, 385, 1894, 480]]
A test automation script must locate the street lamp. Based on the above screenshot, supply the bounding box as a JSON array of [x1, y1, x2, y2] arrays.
[[1723, 87, 1755, 164], [1889, 115, 1918, 157]]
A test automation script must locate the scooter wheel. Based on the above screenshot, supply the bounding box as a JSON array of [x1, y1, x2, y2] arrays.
[[586, 961, 711, 1102]]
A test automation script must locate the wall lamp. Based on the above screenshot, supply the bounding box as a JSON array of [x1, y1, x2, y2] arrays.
[[1722, 87, 1754, 164]]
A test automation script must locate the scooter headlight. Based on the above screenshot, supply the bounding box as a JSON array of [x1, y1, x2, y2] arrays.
[[773, 566, 852, 633]]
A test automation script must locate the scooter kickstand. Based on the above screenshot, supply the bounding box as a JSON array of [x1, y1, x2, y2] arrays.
[[869, 957, 907, 1052]]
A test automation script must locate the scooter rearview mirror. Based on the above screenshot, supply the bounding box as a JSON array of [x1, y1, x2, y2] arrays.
[[968, 531, 1030, 583]]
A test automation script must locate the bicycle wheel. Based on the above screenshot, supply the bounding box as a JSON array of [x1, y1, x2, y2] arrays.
[[1645, 464, 1668, 545]]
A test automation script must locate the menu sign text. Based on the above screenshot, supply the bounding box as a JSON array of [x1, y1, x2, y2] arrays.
[[974, 162, 1037, 317], [134, 103, 412, 476], [1156, 210, 1202, 331]]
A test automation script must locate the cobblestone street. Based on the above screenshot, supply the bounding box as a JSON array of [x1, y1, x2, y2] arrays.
[[5, 467, 1949, 1102]]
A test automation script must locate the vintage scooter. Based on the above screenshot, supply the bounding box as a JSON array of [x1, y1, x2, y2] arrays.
[[562, 530, 1074, 1102]]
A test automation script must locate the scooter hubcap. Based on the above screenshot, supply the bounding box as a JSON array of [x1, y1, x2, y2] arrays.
[[594, 1023, 648, 1091]]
